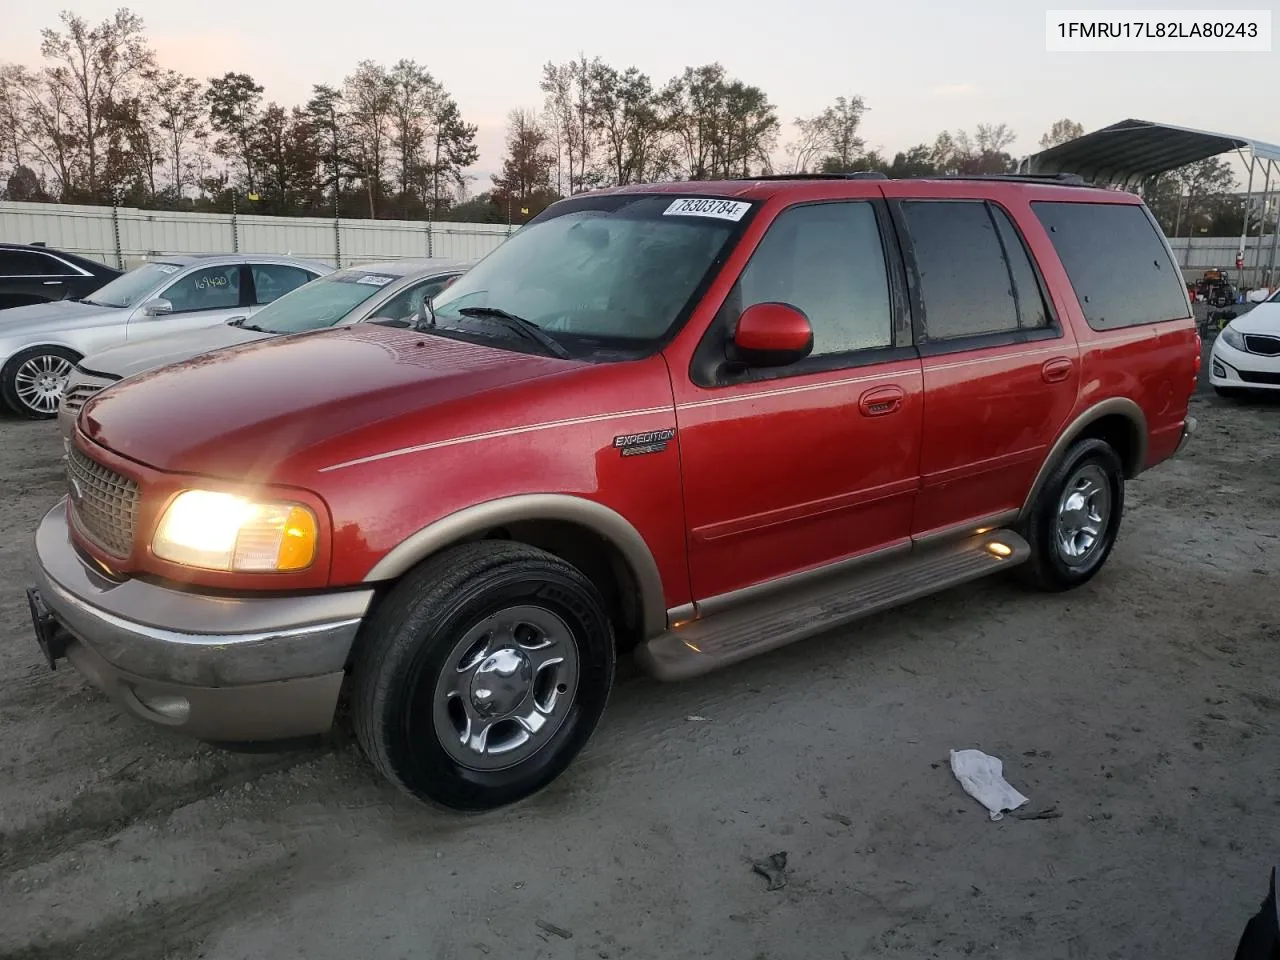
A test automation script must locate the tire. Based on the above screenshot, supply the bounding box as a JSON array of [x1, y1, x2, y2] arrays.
[[351, 540, 616, 811], [1017, 438, 1125, 593], [1, 345, 80, 419]]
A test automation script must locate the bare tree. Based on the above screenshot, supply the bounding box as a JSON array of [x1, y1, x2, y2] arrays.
[[975, 122, 1016, 154], [38, 9, 155, 201], [152, 69, 206, 198], [343, 60, 394, 218], [540, 57, 597, 195]]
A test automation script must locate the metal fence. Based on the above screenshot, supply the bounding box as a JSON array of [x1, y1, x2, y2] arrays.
[[0, 200, 514, 270], [1168, 235, 1279, 289]]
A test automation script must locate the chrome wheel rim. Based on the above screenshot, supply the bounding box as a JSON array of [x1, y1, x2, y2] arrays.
[[14, 354, 74, 414], [1054, 464, 1111, 564], [432, 605, 580, 772]]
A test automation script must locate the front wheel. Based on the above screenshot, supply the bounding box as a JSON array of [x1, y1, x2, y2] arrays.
[[351, 541, 615, 811], [1017, 438, 1125, 592], [1, 345, 79, 419]]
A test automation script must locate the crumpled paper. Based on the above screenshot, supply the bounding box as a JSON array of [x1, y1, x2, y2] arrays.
[[950, 748, 1029, 821]]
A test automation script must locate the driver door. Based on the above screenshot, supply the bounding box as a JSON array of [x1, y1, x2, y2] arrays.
[[126, 263, 251, 340]]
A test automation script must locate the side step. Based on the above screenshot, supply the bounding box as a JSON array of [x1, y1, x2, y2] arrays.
[[637, 529, 1030, 681]]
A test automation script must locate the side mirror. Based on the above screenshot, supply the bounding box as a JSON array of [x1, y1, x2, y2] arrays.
[[225, 315, 247, 326], [142, 298, 173, 318], [732, 302, 813, 367]]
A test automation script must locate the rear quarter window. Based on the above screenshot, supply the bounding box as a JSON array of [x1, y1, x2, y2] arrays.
[[1031, 201, 1190, 331]]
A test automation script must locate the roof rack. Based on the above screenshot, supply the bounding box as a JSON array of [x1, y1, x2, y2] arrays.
[[912, 172, 1095, 187], [731, 171, 890, 182]]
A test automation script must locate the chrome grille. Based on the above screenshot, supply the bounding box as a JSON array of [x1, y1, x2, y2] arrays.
[[1244, 334, 1280, 357], [60, 381, 107, 416], [66, 446, 139, 557]]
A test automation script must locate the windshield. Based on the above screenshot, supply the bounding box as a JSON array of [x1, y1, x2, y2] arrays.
[[430, 194, 750, 353], [1269, 288, 1280, 303], [84, 262, 184, 308], [253, 269, 402, 334]]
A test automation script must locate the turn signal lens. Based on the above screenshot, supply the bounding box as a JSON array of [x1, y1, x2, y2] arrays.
[[152, 490, 318, 572]]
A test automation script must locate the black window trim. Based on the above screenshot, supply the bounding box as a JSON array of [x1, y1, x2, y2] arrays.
[[246, 261, 321, 307], [888, 197, 1064, 359], [0, 249, 91, 279], [689, 196, 916, 389], [155, 263, 253, 315]]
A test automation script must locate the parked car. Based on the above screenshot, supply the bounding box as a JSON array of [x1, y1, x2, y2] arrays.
[[28, 174, 1198, 811], [0, 253, 331, 418], [1210, 287, 1280, 398], [58, 258, 473, 440], [0, 242, 123, 311]]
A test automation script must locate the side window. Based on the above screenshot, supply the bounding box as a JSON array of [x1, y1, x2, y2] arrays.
[[160, 265, 242, 313], [370, 276, 457, 323], [737, 201, 892, 357], [0, 250, 68, 276], [1032, 201, 1190, 330], [990, 205, 1050, 330], [901, 200, 1021, 341], [252, 264, 315, 305]]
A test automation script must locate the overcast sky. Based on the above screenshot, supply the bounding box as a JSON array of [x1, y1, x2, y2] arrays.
[[3, 0, 1278, 188]]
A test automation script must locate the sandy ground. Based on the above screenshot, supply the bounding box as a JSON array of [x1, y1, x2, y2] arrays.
[[1, 381, 1278, 960]]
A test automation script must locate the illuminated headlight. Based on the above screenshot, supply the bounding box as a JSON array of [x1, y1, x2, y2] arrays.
[[152, 490, 318, 572], [1219, 325, 1246, 352]]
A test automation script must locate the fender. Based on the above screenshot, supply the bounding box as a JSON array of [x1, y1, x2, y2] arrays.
[[362, 494, 668, 638], [1018, 398, 1148, 521]]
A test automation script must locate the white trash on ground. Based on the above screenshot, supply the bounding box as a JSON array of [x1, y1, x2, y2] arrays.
[[949, 748, 1029, 821]]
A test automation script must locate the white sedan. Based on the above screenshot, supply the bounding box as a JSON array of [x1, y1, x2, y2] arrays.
[[1210, 288, 1280, 397]]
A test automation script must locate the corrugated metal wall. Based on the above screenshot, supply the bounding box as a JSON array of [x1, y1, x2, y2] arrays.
[[1168, 235, 1279, 288], [0, 201, 513, 269]]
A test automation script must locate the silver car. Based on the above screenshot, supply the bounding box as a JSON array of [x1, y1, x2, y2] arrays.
[[58, 258, 473, 440], [0, 253, 332, 419]]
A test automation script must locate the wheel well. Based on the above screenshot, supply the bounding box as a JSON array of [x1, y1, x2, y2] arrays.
[[433, 519, 645, 652], [1076, 413, 1143, 478]]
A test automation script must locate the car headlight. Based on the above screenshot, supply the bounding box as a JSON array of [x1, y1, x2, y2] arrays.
[[1219, 325, 1247, 351], [152, 490, 318, 572]]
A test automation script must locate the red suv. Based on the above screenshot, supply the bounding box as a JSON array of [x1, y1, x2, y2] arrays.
[[29, 174, 1199, 810]]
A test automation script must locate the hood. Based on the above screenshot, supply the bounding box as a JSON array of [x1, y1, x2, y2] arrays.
[[81, 322, 269, 379], [1231, 302, 1280, 335], [0, 298, 115, 335], [80, 324, 577, 479]]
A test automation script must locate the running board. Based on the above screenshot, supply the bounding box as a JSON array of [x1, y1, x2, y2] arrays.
[[637, 529, 1030, 681]]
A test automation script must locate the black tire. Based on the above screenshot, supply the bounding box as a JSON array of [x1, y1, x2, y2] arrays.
[[1, 345, 80, 419], [351, 540, 615, 811], [1017, 438, 1125, 592]]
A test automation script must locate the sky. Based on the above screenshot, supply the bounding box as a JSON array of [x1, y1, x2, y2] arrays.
[[3, 0, 1278, 188]]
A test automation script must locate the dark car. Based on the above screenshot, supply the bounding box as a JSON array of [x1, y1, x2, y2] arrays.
[[0, 243, 123, 311]]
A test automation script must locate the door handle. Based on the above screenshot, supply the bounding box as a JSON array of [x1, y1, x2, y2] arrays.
[[1041, 357, 1073, 383], [43, 280, 63, 285], [858, 385, 904, 417]]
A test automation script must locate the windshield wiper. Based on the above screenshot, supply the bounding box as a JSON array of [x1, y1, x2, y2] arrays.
[[457, 306, 571, 359], [240, 323, 267, 332]]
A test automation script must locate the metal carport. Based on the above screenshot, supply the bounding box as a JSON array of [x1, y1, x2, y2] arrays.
[[1018, 119, 1280, 286]]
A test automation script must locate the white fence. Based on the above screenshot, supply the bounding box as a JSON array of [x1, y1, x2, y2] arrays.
[[0, 201, 514, 270]]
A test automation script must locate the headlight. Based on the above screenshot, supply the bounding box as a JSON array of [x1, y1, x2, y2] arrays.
[[152, 490, 318, 572], [1219, 325, 1247, 351]]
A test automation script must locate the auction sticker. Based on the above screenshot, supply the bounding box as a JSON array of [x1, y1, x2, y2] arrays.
[[355, 274, 395, 286], [663, 198, 752, 222]]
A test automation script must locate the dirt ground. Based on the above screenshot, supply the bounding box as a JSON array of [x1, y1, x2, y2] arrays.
[[1, 384, 1278, 960]]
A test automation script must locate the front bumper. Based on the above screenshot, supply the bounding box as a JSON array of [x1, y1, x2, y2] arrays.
[[1209, 338, 1280, 391], [29, 501, 374, 741]]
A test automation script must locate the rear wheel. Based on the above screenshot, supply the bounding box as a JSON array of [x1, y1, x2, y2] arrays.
[[1017, 438, 1125, 592], [351, 541, 615, 811], [1, 345, 79, 419]]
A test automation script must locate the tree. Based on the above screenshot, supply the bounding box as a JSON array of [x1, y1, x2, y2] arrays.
[[587, 63, 669, 186], [788, 95, 867, 174], [1039, 119, 1085, 150], [306, 84, 348, 215], [931, 125, 1017, 175], [887, 144, 936, 178], [5, 164, 47, 201], [38, 8, 155, 201], [663, 64, 778, 180], [343, 60, 394, 218], [491, 109, 556, 223], [541, 56, 597, 195], [207, 72, 264, 194], [425, 96, 478, 215], [152, 69, 206, 199], [387, 59, 437, 217], [1166, 157, 1238, 237]]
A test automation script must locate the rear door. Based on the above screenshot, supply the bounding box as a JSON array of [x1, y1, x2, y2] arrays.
[[247, 262, 321, 312], [884, 191, 1080, 535], [126, 263, 252, 340], [0, 249, 85, 306]]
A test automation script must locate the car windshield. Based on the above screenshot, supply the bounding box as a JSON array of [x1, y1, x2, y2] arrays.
[[253, 269, 403, 334], [1269, 287, 1280, 303], [430, 194, 750, 354], [83, 262, 184, 308]]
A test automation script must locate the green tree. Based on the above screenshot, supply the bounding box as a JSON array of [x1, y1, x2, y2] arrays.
[[588, 63, 668, 186], [152, 69, 206, 199], [491, 109, 557, 222], [663, 64, 778, 180], [343, 60, 394, 218], [207, 71, 264, 194], [1039, 118, 1085, 149]]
